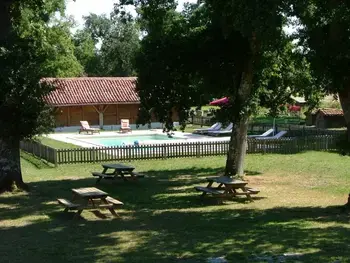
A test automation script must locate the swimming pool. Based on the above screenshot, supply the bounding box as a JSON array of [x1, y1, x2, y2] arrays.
[[75, 134, 179, 147]]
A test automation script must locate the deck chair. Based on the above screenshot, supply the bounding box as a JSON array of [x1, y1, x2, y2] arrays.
[[248, 128, 274, 138], [193, 122, 222, 134], [256, 130, 287, 140], [79, 121, 100, 134], [119, 119, 132, 133], [208, 123, 233, 136]]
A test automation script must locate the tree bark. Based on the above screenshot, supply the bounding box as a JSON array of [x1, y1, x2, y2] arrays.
[[338, 87, 350, 142], [224, 35, 256, 177], [230, 55, 254, 176], [234, 116, 249, 176], [225, 121, 238, 176], [0, 138, 28, 193]]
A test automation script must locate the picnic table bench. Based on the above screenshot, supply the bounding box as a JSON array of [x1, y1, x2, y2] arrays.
[[57, 187, 123, 219], [195, 176, 260, 202], [92, 163, 145, 183]]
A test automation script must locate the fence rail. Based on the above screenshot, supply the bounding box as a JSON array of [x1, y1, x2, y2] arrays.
[[20, 135, 339, 165], [190, 118, 346, 137], [20, 140, 57, 164]]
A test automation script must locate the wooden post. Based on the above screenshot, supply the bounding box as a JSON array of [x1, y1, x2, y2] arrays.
[[99, 112, 104, 129], [53, 149, 58, 167], [93, 105, 109, 129], [67, 107, 71, 126]]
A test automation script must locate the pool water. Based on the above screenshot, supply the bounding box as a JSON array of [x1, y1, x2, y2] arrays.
[[78, 134, 177, 147]]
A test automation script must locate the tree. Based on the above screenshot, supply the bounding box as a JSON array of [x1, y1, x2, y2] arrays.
[[292, 1, 350, 144], [0, 0, 81, 192], [100, 17, 140, 76], [83, 13, 113, 44], [118, 0, 300, 176], [73, 29, 102, 76], [41, 17, 84, 77], [74, 13, 140, 77]]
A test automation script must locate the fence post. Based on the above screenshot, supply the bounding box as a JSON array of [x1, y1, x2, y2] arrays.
[[53, 149, 58, 167], [163, 144, 167, 159], [46, 146, 49, 161], [196, 142, 200, 158], [92, 148, 96, 163]]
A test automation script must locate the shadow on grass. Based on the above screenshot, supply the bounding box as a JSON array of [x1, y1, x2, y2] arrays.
[[0, 167, 349, 263]]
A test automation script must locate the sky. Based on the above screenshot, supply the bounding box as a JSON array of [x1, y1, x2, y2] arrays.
[[65, 0, 197, 28], [65, 0, 296, 36]]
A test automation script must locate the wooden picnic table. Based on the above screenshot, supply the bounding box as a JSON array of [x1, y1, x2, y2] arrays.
[[92, 163, 144, 183], [57, 187, 123, 219], [195, 176, 260, 202]]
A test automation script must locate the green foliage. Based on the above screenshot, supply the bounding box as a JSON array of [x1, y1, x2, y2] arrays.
[[293, 1, 350, 94], [292, 1, 350, 143], [100, 18, 140, 76], [0, 0, 83, 140], [74, 13, 140, 77], [73, 29, 101, 76], [83, 13, 113, 44], [41, 18, 84, 77], [118, 1, 312, 131]]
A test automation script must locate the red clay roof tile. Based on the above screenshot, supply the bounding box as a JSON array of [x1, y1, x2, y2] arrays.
[[318, 108, 343, 116], [41, 77, 139, 106]]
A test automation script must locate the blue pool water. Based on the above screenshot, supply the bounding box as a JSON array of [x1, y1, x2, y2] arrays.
[[78, 134, 177, 147]]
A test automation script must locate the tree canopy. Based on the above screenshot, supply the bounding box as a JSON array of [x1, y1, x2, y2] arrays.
[[117, 0, 312, 175], [292, 1, 350, 142], [73, 13, 140, 77]]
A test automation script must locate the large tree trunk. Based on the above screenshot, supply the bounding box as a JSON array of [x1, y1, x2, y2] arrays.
[[227, 60, 254, 177], [224, 46, 255, 177], [225, 121, 238, 176], [338, 87, 350, 142], [0, 0, 15, 43], [234, 116, 249, 176], [0, 138, 28, 193]]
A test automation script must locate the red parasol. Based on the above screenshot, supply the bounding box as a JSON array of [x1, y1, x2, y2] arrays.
[[288, 105, 301, 112], [209, 97, 229, 106]]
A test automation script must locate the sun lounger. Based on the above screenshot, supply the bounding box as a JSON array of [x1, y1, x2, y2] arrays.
[[193, 122, 222, 134], [208, 123, 233, 136], [79, 121, 100, 134], [119, 119, 132, 133], [255, 130, 287, 140], [248, 128, 274, 138]]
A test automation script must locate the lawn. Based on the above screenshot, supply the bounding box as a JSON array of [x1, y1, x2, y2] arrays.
[[1, 152, 349, 263], [35, 136, 81, 149]]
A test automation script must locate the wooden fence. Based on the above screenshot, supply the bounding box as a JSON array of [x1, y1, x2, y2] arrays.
[[190, 118, 346, 137], [20, 140, 57, 164], [20, 135, 338, 165]]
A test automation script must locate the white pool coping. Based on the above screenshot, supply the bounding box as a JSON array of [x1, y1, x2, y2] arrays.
[[46, 129, 231, 148]]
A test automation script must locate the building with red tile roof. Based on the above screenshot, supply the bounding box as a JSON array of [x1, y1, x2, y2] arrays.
[[41, 77, 171, 129], [314, 108, 345, 128], [43, 77, 139, 106]]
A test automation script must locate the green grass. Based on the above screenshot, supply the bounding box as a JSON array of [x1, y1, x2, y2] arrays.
[[35, 136, 80, 149], [1, 153, 349, 263]]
